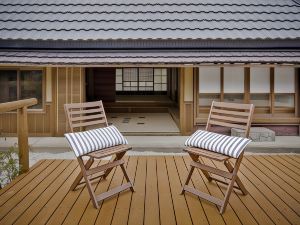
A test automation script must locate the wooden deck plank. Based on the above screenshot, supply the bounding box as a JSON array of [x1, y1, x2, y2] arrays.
[[0, 160, 45, 197], [271, 155, 300, 176], [93, 158, 131, 225], [280, 155, 300, 169], [45, 160, 103, 225], [246, 156, 300, 203], [264, 156, 300, 182], [165, 156, 193, 225], [0, 160, 52, 206], [29, 162, 81, 225], [213, 158, 275, 225], [198, 158, 241, 224], [156, 156, 177, 225], [203, 158, 258, 225], [127, 157, 147, 225], [77, 159, 119, 225], [144, 157, 160, 225], [255, 156, 300, 191], [238, 159, 292, 225], [244, 156, 300, 213], [110, 156, 138, 225], [286, 155, 300, 165], [61, 160, 107, 225], [14, 160, 78, 225], [0, 160, 61, 220], [182, 156, 226, 225], [174, 156, 210, 225], [1, 160, 70, 225], [0, 156, 299, 225]]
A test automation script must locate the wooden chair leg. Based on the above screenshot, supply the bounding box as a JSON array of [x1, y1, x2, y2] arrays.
[[224, 160, 248, 195], [77, 157, 99, 208], [181, 166, 194, 194], [103, 152, 126, 178], [70, 157, 94, 191], [189, 153, 212, 182], [120, 164, 135, 192], [219, 155, 244, 214]]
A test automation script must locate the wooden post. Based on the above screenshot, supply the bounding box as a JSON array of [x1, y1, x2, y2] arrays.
[[0, 98, 37, 174], [18, 106, 29, 173]]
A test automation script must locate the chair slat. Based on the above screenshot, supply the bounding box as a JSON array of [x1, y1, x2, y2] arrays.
[[71, 119, 107, 128], [71, 113, 105, 122], [211, 108, 249, 117], [210, 114, 249, 123], [209, 119, 247, 130], [213, 101, 252, 110], [65, 101, 102, 109], [70, 108, 103, 115]]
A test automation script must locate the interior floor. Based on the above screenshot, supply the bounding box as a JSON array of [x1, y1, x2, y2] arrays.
[[107, 112, 180, 135]]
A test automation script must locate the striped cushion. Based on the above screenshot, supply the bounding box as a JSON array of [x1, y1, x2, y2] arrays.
[[64, 125, 128, 157], [185, 130, 251, 158]]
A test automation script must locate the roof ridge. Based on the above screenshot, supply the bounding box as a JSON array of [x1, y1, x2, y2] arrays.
[[0, 3, 298, 7]]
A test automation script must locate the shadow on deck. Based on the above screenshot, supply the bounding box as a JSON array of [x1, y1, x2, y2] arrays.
[[0, 155, 299, 225]]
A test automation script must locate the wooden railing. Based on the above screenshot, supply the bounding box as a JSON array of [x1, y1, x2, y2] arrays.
[[0, 98, 37, 173]]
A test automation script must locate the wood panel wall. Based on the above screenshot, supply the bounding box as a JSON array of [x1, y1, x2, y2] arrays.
[[179, 67, 195, 135], [0, 67, 85, 137], [54, 67, 85, 136]]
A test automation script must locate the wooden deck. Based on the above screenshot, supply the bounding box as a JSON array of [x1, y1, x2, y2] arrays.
[[0, 155, 300, 225]]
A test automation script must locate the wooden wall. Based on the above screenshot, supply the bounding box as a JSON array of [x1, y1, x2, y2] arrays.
[[54, 67, 85, 136], [0, 67, 85, 137], [179, 67, 195, 135]]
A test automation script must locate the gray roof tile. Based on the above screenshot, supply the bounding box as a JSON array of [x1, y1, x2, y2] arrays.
[[0, 49, 299, 65], [0, 0, 299, 41]]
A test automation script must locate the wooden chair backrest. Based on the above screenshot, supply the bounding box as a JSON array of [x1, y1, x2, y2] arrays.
[[64, 101, 108, 133], [206, 101, 255, 138]]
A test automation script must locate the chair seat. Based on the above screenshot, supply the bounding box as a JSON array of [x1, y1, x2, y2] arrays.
[[86, 144, 132, 159], [184, 147, 231, 162]]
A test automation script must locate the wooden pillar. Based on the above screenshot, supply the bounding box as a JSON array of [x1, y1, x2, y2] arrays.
[[179, 67, 194, 135], [18, 106, 29, 173], [270, 67, 275, 115], [244, 67, 250, 103]]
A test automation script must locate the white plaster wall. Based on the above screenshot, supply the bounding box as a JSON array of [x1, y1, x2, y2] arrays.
[[250, 67, 270, 93], [198, 67, 220, 93], [274, 67, 295, 93], [224, 67, 244, 93]]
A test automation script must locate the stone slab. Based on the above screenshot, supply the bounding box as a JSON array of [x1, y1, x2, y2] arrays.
[[231, 127, 275, 142]]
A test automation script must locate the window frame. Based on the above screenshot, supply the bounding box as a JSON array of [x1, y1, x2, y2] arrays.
[[195, 66, 298, 124], [0, 67, 46, 112], [115, 67, 167, 94]]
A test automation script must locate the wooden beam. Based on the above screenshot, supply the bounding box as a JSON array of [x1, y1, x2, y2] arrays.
[[0, 98, 37, 113]]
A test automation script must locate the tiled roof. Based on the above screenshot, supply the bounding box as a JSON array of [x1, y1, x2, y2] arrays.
[[0, 0, 299, 41], [0, 49, 299, 65]]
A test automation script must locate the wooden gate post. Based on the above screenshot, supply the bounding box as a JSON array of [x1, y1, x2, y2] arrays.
[[18, 106, 29, 173]]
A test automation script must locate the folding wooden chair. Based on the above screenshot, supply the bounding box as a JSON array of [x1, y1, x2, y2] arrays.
[[181, 101, 254, 214], [64, 101, 134, 209]]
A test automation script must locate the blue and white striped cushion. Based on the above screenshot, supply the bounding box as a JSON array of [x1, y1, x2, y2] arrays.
[[64, 125, 128, 157], [185, 130, 251, 158]]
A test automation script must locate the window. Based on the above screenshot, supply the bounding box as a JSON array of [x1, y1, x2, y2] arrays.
[[196, 66, 298, 122], [274, 68, 295, 112], [223, 67, 244, 103], [154, 68, 167, 91], [250, 67, 270, 108], [115, 68, 167, 93], [0, 69, 43, 109], [198, 67, 220, 106]]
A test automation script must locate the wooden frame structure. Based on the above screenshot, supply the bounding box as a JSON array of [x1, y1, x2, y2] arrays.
[[0, 98, 37, 173], [64, 100, 134, 209], [182, 101, 255, 214]]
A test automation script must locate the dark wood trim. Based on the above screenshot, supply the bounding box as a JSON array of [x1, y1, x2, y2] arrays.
[[244, 67, 250, 103], [270, 67, 275, 115], [220, 66, 224, 102]]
